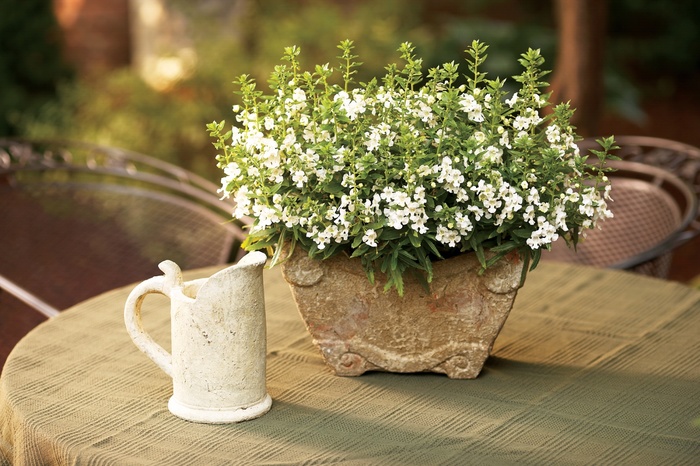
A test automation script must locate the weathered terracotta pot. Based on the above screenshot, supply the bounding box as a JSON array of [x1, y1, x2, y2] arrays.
[[281, 246, 524, 379]]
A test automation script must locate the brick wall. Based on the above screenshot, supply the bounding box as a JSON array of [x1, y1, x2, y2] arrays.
[[52, 0, 131, 75]]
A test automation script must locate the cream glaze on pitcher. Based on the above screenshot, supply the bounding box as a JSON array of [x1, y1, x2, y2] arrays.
[[124, 251, 271, 423]]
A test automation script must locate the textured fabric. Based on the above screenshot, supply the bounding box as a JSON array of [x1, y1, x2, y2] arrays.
[[1, 263, 699, 465]]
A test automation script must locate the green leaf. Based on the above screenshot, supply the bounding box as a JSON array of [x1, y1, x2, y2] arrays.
[[398, 248, 417, 262], [379, 229, 403, 241], [350, 244, 368, 258], [529, 248, 542, 271], [512, 228, 531, 239], [244, 237, 277, 251], [269, 229, 287, 266], [409, 268, 431, 294], [408, 232, 422, 248], [361, 258, 376, 285], [323, 179, 344, 194], [425, 238, 443, 259], [519, 251, 531, 286], [351, 234, 364, 249], [490, 241, 518, 254], [470, 236, 487, 268]]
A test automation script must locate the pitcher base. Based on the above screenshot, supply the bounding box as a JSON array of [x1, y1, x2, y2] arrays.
[[168, 394, 272, 424]]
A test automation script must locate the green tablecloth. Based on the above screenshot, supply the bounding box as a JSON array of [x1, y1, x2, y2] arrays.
[[1, 263, 699, 465]]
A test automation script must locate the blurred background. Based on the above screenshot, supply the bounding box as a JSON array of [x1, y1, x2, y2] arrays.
[[1, 0, 699, 277]]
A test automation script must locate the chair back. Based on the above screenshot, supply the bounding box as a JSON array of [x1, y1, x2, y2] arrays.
[[0, 139, 248, 315], [543, 158, 698, 278], [578, 135, 700, 243]]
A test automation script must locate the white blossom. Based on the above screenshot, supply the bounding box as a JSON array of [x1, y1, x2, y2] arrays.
[[362, 229, 378, 247], [211, 40, 615, 294], [292, 170, 308, 188], [436, 225, 460, 247], [459, 93, 484, 122]]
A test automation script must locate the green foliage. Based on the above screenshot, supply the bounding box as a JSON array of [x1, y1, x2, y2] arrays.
[[0, 0, 73, 136], [605, 0, 700, 117], [16, 0, 677, 183], [17, 0, 436, 178], [211, 40, 616, 295], [17, 70, 225, 178], [608, 0, 700, 79]]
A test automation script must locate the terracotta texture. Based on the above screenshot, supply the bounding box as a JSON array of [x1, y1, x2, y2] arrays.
[[124, 252, 272, 423], [281, 247, 524, 379]]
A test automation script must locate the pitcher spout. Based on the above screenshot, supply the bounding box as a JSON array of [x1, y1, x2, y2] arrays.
[[196, 252, 267, 301]]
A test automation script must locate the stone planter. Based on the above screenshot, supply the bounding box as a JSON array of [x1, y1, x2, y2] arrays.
[[281, 246, 524, 379]]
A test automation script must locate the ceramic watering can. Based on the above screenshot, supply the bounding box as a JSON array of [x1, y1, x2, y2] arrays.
[[124, 251, 271, 424]]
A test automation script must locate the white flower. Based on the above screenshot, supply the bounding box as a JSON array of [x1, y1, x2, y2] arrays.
[[459, 93, 484, 122], [436, 225, 460, 247], [292, 88, 306, 102], [364, 127, 382, 153], [252, 202, 281, 229], [533, 93, 545, 108], [483, 145, 503, 165], [472, 131, 487, 144], [466, 204, 484, 221], [335, 89, 367, 120], [526, 216, 559, 249], [230, 126, 243, 145], [546, 124, 561, 143], [218, 162, 241, 197], [282, 208, 300, 228], [499, 130, 511, 149], [232, 185, 252, 218], [523, 205, 536, 225], [411, 215, 429, 234], [454, 211, 473, 235], [376, 88, 396, 108], [210, 40, 616, 295], [362, 229, 378, 247], [436, 156, 465, 193], [513, 115, 531, 131], [414, 99, 436, 126], [515, 131, 530, 144], [341, 173, 355, 188], [292, 170, 308, 188]]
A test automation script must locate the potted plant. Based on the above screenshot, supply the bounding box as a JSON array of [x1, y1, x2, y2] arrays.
[[208, 40, 615, 379]]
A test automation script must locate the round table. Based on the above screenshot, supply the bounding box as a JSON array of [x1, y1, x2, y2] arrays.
[[1, 263, 699, 465]]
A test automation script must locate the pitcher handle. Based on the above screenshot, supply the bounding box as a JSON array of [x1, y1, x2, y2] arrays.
[[124, 275, 174, 378]]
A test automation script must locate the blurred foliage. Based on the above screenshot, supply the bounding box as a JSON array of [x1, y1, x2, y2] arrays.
[[19, 0, 507, 180], [20, 71, 224, 176], [0, 0, 73, 136], [607, 0, 700, 95], [11, 0, 700, 180], [602, 0, 700, 124]]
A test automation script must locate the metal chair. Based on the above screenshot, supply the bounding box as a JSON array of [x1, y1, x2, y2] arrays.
[[580, 135, 700, 238], [542, 140, 700, 278], [0, 138, 248, 323]]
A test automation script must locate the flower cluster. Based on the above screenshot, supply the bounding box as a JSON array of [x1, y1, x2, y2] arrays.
[[209, 40, 615, 294]]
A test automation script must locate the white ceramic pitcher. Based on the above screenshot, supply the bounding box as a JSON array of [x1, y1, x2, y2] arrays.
[[124, 251, 271, 424]]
